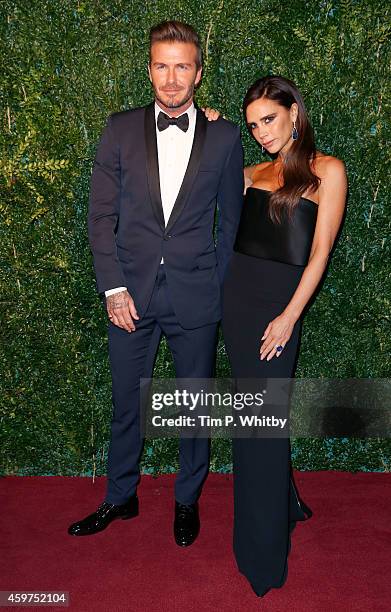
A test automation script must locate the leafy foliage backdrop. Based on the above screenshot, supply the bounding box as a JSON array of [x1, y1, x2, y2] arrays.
[[1, 0, 390, 476]]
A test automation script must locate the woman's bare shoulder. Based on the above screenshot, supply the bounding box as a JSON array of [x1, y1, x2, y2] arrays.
[[244, 161, 273, 180], [313, 153, 347, 206], [313, 152, 346, 178]]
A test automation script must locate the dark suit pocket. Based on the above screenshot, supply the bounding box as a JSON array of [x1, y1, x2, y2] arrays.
[[197, 251, 217, 269]]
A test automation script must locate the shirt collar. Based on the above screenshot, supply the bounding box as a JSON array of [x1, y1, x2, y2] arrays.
[[154, 101, 196, 123]]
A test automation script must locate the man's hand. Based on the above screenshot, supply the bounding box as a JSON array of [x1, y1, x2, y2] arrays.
[[106, 290, 139, 332], [201, 107, 221, 121]]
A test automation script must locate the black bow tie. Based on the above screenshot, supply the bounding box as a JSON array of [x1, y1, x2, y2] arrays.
[[157, 111, 189, 133]]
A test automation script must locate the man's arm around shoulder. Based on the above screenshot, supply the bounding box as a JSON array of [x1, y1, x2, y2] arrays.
[[215, 124, 244, 283]]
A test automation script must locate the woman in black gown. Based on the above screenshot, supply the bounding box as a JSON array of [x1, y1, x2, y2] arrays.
[[220, 76, 347, 596]]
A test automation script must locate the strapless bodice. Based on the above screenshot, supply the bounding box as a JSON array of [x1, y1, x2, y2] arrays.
[[234, 187, 318, 267]]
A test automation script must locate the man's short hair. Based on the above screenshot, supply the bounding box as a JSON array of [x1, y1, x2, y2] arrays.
[[149, 20, 203, 69]]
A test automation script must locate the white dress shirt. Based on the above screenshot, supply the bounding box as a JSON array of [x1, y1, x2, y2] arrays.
[[105, 101, 197, 297]]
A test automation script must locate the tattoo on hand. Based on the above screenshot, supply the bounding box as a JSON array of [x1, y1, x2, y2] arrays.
[[107, 293, 127, 309]]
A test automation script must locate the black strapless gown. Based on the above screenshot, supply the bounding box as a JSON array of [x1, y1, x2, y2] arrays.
[[222, 188, 315, 594]]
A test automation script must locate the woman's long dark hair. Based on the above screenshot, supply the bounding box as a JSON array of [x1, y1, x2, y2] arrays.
[[243, 75, 320, 223]]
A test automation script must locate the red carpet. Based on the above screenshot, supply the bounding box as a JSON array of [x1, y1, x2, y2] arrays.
[[1, 472, 390, 611]]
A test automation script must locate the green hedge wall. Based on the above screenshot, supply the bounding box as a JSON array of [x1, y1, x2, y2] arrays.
[[1, 0, 390, 476]]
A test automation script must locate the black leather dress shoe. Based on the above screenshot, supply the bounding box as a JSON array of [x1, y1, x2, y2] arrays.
[[68, 495, 138, 536], [174, 501, 200, 547]]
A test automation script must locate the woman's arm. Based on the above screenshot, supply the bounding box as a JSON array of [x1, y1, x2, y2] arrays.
[[260, 157, 348, 360]]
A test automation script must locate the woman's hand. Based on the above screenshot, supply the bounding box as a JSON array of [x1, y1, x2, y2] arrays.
[[201, 107, 220, 121], [259, 311, 297, 361]]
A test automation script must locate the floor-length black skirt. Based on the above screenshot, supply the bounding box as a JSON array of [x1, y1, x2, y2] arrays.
[[222, 252, 312, 593]]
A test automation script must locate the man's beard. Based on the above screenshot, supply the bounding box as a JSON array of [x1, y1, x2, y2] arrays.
[[155, 84, 195, 109]]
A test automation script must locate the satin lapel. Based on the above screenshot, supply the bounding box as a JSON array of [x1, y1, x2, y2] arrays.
[[165, 108, 207, 234], [144, 103, 165, 230]]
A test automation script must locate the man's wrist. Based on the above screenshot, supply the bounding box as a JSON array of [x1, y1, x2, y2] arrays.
[[105, 286, 127, 297]]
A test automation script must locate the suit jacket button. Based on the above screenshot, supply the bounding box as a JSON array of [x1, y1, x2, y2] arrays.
[[164, 234, 172, 240]]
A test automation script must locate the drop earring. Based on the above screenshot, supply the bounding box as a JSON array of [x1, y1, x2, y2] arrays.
[[292, 120, 298, 141], [261, 145, 265, 154]]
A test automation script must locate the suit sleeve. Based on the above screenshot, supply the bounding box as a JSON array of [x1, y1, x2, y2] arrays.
[[88, 115, 127, 294], [216, 126, 244, 284]]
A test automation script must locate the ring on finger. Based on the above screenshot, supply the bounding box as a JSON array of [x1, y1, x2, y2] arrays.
[[275, 344, 284, 353]]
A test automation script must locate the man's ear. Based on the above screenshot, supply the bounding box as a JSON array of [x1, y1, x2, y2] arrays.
[[195, 67, 203, 87]]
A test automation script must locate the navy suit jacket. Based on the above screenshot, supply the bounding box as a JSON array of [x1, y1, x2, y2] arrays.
[[88, 102, 244, 329]]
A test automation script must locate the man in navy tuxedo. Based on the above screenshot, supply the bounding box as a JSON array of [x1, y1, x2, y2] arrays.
[[68, 20, 243, 545]]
